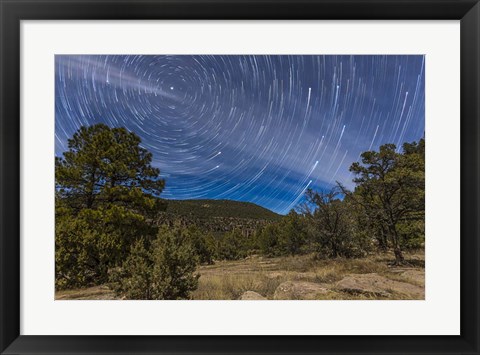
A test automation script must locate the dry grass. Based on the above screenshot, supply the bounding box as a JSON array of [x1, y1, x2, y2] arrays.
[[56, 250, 425, 300], [192, 250, 424, 300], [193, 273, 286, 300]]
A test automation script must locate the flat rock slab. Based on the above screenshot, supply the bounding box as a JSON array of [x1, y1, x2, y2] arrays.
[[239, 291, 267, 300], [266, 272, 284, 279], [274, 281, 329, 300], [293, 272, 318, 281], [335, 273, 424, 298], [400, 270, 425, 285], [55, 285, 117, 300]]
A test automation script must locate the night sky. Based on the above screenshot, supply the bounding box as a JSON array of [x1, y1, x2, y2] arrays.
[[55, 55, 425, 214]]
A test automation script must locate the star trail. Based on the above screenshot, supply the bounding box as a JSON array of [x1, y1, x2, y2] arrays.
[[55, 55, 425, 214]]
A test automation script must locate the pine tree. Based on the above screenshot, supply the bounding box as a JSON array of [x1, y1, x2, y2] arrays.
[[55, 124, 166, 288], [342, 140, 425, 264], [110, 226, 199, 300], [55, 124, 165, 215]]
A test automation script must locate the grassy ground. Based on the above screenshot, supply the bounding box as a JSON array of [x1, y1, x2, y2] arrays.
[[55, 250, 424, 300], [192, 251, 424, 300]]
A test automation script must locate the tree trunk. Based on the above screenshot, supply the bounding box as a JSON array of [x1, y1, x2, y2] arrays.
[[394, 247, 404, 264], [376, 227, 388, 252], [389, 224, 404, 264]]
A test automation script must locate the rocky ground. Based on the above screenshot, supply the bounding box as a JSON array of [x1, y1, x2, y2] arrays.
[[55, 251, 424, 300], [193, 251, 424, 300]]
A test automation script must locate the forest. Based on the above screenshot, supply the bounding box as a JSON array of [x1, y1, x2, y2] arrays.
[[55, 124, 425, 300]]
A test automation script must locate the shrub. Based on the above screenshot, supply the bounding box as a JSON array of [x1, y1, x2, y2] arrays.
[[55, 204, 155, 289], [188, 227, 217, 264], [217, 229, 249, 260], [55, 215, 104, 289], [108, 239, 152, 299], [276, 211, 309, 256], [303, 188, 372, 259], [256, 212, 308, 257], [257, 224, 281, 257], [110, 225, 199, 300]]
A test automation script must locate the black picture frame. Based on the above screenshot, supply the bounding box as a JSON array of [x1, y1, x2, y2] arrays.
[[1, 0, 479, 354]]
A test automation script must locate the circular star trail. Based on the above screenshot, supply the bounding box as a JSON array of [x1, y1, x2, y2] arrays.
[[55, 55, 425, 214]]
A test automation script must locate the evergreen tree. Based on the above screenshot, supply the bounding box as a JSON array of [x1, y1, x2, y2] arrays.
[[257, 224, 281, 257], [304, 188, 367, 258], [55, 124, 165, 215], [110, 226, 199, 300], [217, 229, 249, 260], [341, 140, 425, 263], [188, 226, 217, 265], [276, 211, 308, 256], [55, 124, 166, 288]]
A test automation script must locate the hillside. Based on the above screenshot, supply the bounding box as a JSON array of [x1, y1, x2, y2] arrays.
[[156, 199, 281, 237], [164, 199, 281, 221]]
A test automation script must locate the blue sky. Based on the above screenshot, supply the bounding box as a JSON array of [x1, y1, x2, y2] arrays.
[[55, 55, 425, 214]]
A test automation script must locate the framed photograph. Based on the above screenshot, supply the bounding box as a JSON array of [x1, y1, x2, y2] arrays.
[[1, 0, 479, 354]]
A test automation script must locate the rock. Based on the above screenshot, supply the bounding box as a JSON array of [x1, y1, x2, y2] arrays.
[[265, 272, 284, 279], [335, 273, 424, 298], [239, 291, 267, 300], [293, 272, 318, 281], [401, 270, 425, 285], [274, 281, 329, 300], [55, 285, 117, 300]]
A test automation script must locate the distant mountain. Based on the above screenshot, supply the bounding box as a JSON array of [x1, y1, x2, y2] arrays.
[[164, 199, 281, 221]]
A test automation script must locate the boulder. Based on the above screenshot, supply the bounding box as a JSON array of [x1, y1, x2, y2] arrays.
[[274, 281, 329, 300], [335, 273, 424, 298], [401, 270, 425, 285], [265, 272, 284, 279], [239, 291, 267, 300]]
